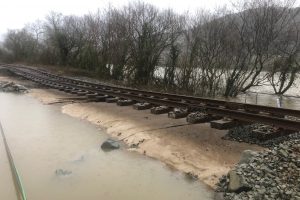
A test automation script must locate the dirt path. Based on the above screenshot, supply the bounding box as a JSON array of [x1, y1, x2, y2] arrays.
[[0, 74, 263, 188]]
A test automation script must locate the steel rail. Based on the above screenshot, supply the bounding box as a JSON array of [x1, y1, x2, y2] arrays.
[[7, 64, 300, 118], [0, 121, 27, 200], [6, 66, 300, 131]]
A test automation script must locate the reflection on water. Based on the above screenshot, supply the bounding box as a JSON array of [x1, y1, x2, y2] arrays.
[[0, 93, 213, 200]]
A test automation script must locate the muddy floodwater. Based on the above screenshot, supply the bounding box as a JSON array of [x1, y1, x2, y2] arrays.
[[0, 93, 213, 200], [223, 93, 300, 109]]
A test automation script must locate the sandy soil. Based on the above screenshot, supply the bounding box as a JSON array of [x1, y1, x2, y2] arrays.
[[0, 74, 263, 188]]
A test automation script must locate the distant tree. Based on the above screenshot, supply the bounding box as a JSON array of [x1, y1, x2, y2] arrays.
[[43, 12, 66, 65], [3, 29, 38, 62], [266, 7, 300, 94], [125, 2, 175, 84], [268, 55, 300, 94], [162, 9, 185, 89], [0, 45, 5, 62], [223, 0, 297, 96], [175, 15, 202, 93], [1, 0, 299, 96], [43, 13, 86, 66], [195, 9, 233, 96]]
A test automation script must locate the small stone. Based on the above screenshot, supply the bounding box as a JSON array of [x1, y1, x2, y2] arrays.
[[55, 169, 72, 176], [185, 172, 198, 180]]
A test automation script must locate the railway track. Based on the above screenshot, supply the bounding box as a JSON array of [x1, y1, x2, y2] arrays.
[[2, 64, 300, 132]]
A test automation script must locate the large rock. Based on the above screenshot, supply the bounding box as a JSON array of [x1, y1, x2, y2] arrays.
[[228, 170, 251, 193], [101, 139, 120, 151], [238, 150, 258, 164]]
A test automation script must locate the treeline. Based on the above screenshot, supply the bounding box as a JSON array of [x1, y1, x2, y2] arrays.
[[0, 0, 299, 96]]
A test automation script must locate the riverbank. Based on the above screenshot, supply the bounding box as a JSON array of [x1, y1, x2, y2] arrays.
[[0, 72, 263, 189]]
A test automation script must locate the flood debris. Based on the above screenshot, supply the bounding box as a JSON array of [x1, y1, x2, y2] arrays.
[[71, 155, 85, 163], [129, 139, 145, 149], [184, 172, 199, 181], [101, 139, 120, 151], [216, 139, 300, 200], [0, 81, 28, 93], [55, 169, 72, 176]]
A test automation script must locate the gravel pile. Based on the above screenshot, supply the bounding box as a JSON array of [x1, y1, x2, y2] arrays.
[[216, 139, 300, 200], [223, 124, 300, 148]]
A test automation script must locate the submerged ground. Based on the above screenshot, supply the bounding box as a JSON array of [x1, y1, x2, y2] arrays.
[[0, 92, 214, 200]]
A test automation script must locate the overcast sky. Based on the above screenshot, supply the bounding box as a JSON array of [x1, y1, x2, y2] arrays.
[[0, 0, 234, 39], [0, 0, 299, 40]]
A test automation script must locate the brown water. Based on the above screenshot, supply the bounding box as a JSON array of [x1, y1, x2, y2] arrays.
[[0, 93, 213, 200]]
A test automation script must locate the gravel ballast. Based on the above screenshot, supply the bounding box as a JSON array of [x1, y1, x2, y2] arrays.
[[223, 124, 300, 148], [216, 139, 300, 200]]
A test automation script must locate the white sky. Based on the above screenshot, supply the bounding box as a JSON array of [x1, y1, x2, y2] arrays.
[[0, 0, 233, 40], [0, 0, 299, 40]]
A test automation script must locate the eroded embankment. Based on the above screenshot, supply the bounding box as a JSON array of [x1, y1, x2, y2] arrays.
[[0, 74, 263, 188], [30, 88, 263, 188]]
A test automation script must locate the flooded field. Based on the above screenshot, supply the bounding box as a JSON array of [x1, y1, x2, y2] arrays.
[[227, 92, 300, 109], [0, 93, 213, 200]]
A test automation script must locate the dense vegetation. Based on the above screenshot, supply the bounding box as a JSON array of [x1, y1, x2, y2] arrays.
[[0, 0, 299, 97]]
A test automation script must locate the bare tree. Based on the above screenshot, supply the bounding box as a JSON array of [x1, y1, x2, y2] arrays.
[[3, 29, 38, 62], [267, 10, 300, 94], [104, 7, 131, 80], [1, 0, 299, 97], [124, 2, 175, 84], [194, 9, 233, 96], [224, 0, 297, 96], [162, 9, 185, 89], [174, 14, 202, 93]]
